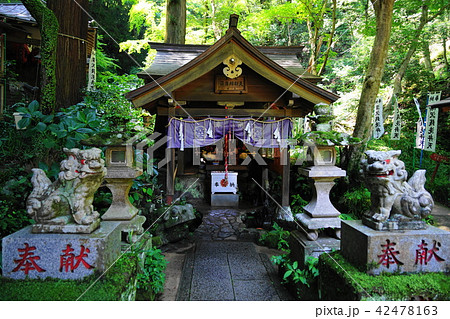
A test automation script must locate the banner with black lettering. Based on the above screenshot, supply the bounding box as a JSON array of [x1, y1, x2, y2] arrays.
[[87, 49, 96, 92], [390, 97, 401, 140], [423, 92, 441, 152], [372, 97, 384, 139]]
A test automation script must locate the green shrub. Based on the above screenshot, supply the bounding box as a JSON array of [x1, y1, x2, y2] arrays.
[[259, 222, 290, 251], [136, 246, 168, 301], [338, 186, 371, 220]]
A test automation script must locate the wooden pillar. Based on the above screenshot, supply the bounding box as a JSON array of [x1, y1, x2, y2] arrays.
[[166, 148, 176, 204], [281, 147, 290, 207], [177, 149, 185, 175], [262, 167, 269, 200]]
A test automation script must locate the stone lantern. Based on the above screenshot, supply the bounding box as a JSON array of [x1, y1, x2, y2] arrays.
[[82, 134, 145, 242], [103, 145, 142, 220], [295, 104, 346, 241]]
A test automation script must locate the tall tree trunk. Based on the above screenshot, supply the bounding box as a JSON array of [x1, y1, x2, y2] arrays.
[[318, 0, 337, 76], [443, 35, 449, 71], [21, 0, 58, 114], [165, 0, 186, 44], [210, 0, 222, 41], [422, 40, 433, 71], [347, 0, 395, 179], [47, 0, 89, 110]]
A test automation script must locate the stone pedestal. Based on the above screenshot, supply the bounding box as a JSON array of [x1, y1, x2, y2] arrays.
[[295, 165, 346, 240], [341, 220, 450, 275], [211, 193, 239, 207], [288, 230, 340, 268], [2, 221, 121, 280], [102, 167, 142, 221]]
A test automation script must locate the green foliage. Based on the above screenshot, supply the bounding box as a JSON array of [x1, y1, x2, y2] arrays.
[[136, 245, 168, 301], [259, 222, 290, 251], [290, 194, 308, 216], [338, 186, 371, 220], [15, 100, 106, 151], [0, 200, 32, 239], [282, 256, 319, 289], [84, 72, 144, 132]]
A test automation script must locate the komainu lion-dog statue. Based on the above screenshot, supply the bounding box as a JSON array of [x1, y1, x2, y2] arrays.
[[361, 150, 434, 226], [27, 148, 106, 230]]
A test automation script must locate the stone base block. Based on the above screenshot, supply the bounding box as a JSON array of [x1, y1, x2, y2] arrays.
[[32, 218, 100, 234], [341, 220, 450, 275], [2, 221, 121, 280], [362, 216, 426, 231], [288, 230, 340, 268], [211, 193, 239, 207], [296, 213, 341, 230], [115, 215, 146, 243]]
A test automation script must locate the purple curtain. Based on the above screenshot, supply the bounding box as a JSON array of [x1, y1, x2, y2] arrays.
[[167, 117, 292, 149]]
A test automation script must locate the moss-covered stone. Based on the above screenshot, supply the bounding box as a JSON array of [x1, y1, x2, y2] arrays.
[[318, 252, 450, 301]]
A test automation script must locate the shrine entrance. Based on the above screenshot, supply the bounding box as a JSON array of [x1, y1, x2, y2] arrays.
[[127, 15, 339, 214]]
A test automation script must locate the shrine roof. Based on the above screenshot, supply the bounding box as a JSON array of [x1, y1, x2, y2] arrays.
[[127, 18, 339, 108], [138, 42, 321, 83], [0, 3, 36, 24]]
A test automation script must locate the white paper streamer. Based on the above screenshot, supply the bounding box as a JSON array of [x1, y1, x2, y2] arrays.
[[273, 122, 281, 145], [179, 121, 184, 151], [206, 120, 213, 138]]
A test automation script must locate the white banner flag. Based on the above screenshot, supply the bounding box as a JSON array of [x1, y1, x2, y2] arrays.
[[413, 98, 423, 126], [372, 97, 384, 139], [415, 119, 425, 149], [423, 92, 441, 151], [390, 97, 401, 140], [87, 48, 96, 92]]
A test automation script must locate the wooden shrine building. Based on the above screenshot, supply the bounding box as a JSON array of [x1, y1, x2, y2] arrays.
[[127, 15, 339, 210]]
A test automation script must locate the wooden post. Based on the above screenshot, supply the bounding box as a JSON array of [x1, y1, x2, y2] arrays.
[[177, 149, 185, 175], [281, 147, 290, 207], [262, 167, 269, 200], [166, 148, 176, 204]]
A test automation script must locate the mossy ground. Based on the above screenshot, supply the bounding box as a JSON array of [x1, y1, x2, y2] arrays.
[[319, 252, 450, 301]]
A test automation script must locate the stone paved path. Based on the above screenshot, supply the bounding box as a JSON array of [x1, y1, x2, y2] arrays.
[[194, 209, 245, 240], [176, 240, 293, 301]]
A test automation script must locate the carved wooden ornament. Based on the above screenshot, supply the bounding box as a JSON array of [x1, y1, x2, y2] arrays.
[[223, 55, 242, 79]]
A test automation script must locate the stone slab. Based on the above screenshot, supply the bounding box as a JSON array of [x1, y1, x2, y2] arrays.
[[31, 218, 100, 234], [341, 220, 450, 275], [295, 213, 341, 230], [233, 279, 280, 301], [288, 230, 340, 268], [211, 193, 239, 207], [228, 253, 269, 280], [190, 266, 234, 301], [362, 216, 426, 231], [2, 221, 121, 280]]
